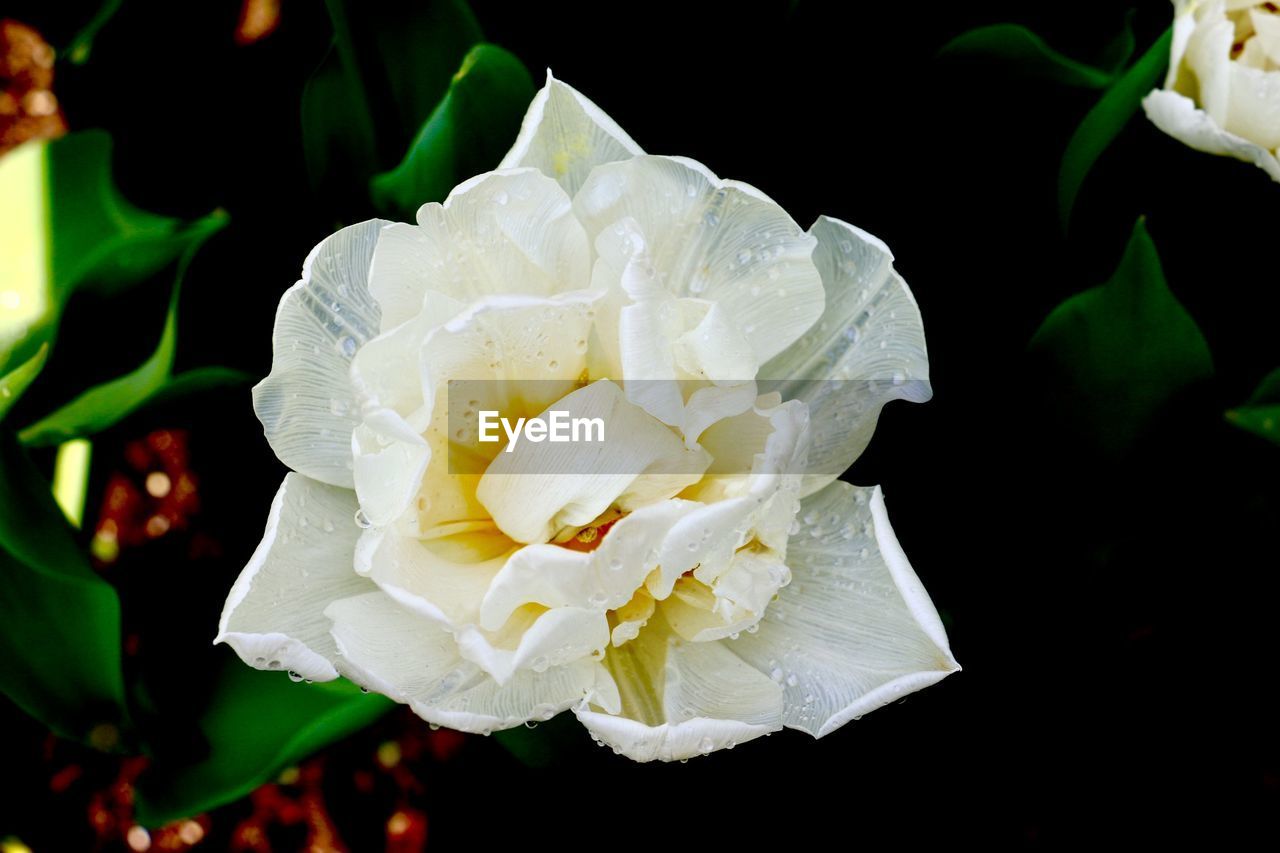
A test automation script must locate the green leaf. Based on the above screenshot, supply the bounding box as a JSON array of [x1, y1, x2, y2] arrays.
[[1058, 28, 1172, 231], [937, 23, 1123, 89], [492, 713, 586, 768], [46, 131, 225, 300], [1028, 218, 1213, 456], [370, 44, 536, 218], [64, 0, 125, 64], [0, 343, 49, 422], [0, 433, 128, 743], [302, 0, 483, 204], [134, 661, 393, 825], [1226, 368, 1280, 446], [18, 212, 228, 447]]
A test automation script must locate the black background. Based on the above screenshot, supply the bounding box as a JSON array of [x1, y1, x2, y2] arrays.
[[4, 0, 1279, 846]]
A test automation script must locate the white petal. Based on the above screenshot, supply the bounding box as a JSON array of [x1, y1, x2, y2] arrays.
[[732, 481, 958, 738], [367, 170, 591, 331], [761, 216, 930, 498], [576, 621, 783, 762], [253, 219, 390, 487], [326, 591, 606, 733], [1184, 4, 1234, 125], [1143, 88, 1280, 181], [216, 474, 373, 681], [574, 155, 824, 366], [476, 379, 707, 544], [1227, 63, 1280, 149], [478, 498, 697, 630], [499, 72, 644, 196], [455, 605, 609, 684]]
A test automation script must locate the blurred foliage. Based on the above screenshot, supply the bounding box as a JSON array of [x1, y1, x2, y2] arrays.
[[370, 43, 535, 219], [1058, 28, 1171, 230], [938, 16, 1135, 89], [134, 662, 392, 825], [1028, 218, 1213, 456], [0, 433, 128, 744], [1227, 368, 1280, 446]]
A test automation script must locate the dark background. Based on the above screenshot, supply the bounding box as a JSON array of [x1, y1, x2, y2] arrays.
[[4, 0, 1278, 847]]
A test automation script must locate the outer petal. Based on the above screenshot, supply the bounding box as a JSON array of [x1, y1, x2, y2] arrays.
[[499, 71, 644, 197], [574, 155, 825, 366], [215, 474, 374, 681], [575, 618, 783, 762], [732, 481, 959, 738], [326, 591, 607, 733], [1143, 88, 1280, 181], [367, 169, 592, 331], [760, 216, 930, 497], [253, 219, 390, 487]]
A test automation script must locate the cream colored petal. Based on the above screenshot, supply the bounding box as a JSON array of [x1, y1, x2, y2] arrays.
[[576, 619, 783, 761], [351, 408, 430, 528], [478, 498, 699, 630], [476, 380, 707, 544], [1226, 63, 1280, 148], [574, 155, 824, 366], [253, 219, 389, 487], [326, 592, 607, 733], [1184, 4, 1235, 125], [216, 474, 373, 681], [761, 216, 929, 498], [499, 71, 644, 196], [1144, 88, 1280, 180], [455, 605, 609, 684], [367, 169, 591, 331], [1250, 8, 1280, 66], [732, 481, 958, 738]]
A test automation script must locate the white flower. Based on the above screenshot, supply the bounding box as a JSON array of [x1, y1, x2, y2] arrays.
[[1144, 0, 1280, 181], [217, 73, 958, 761]]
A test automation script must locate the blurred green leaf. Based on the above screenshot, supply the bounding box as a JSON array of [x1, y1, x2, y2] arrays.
[[47, 131, 224, 300], [18, 213, 228, 447], [937, 23, 1125, 89], [64, 0, 124, 64], [1226, 368, 1280, 446], [0, 343, 49, 422], [1058, 28, 1171, 231], [0, 433, 128, 743], [134, 662, 393, 825], [1028, 218, 1213, 456], [302, 0, 483, 206], [371, 44, 535, 218]]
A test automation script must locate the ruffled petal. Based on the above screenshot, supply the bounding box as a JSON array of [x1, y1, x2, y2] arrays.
[[761, 216, 930, 497], [732, 481, 958, 738], [499, 71, 644, 196], [253, 219, 389, 487], [476, 379, 707, 544], [574, 155, 824, 366], [575, 618, 783, 761], [216, 474, 373, 681], [326, 591, 607, 733], [1143, 88, 1280, 181]]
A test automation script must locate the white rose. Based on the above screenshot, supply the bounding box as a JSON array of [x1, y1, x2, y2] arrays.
[[1144, 0, 1280, 180], [217, 74, 958, 761]]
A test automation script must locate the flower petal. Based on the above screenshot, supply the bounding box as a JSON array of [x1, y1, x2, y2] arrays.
[[576, 618, 783, 761], [760, 216, 930, 498], [1143, 88, 1280, 181], [326, 591, 606, 733], [574, 155, 824, 366], [499, 72, 644, 196], [367, 169, 592, 331], [476, 379, 707, 544], [253, 219, 389, 487], [216, 474, 373, 681], [731, 481, 958, 738]]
